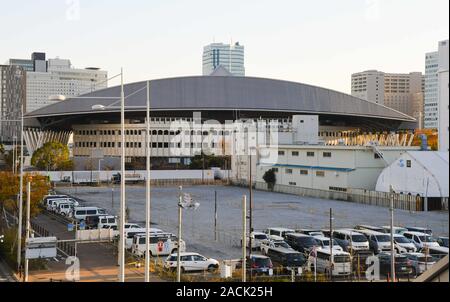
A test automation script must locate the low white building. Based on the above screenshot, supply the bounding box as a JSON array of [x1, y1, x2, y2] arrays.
[[256, 145, 420, 192], [376, 151, 449, 198]]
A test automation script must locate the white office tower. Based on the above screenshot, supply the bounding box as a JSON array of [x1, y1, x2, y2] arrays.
[[425, 39, 449, 129], [26, 58, 108, 112], [202, 42, 245, 76], [438, 41, 449, 152], [351, 71, 424, 124]]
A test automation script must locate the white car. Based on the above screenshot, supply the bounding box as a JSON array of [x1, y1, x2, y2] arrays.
[[164, 252, 219, 272], [260, 238, 293, 255], [393, 234, 417, 253], [403, 231, 440, 250], [313, 236, 344, 252], [244, 232, 269, 249]]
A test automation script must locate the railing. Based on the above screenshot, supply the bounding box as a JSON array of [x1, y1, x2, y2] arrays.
[[254, 182, 442, 212]]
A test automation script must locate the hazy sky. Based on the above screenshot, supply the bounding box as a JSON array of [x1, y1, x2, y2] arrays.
[[0, 0, 448, 93]]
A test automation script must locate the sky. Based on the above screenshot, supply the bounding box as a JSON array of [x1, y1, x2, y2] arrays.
[[0, 0, 448, 93]]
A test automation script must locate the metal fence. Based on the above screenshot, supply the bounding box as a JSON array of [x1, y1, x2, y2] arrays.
[[255, 182, 448, 212]]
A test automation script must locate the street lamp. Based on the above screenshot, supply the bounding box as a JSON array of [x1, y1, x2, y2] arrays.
[[176, 186, 200, 282]]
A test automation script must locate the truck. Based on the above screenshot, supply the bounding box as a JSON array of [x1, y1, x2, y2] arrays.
[[111, 173, 142, 184]]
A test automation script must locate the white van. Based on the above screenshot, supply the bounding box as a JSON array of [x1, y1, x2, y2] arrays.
[[124, 228, 164, 249], [357, 229, 392, 253], [308, 248, 352, 276], [97, 216, 118, 229], [333, 229, 370, 252], [73, 207, 107, 221], [57, 202, 75, 216], [132, 233, 186, 257], [264, 228, 295, 239], [403, 231, 440, 250], [46, 197, 77, 212]]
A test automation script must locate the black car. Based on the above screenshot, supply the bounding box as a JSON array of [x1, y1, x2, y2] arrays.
[[285, 233, 319, 254], [377, 253, 413, 277], [247, 255, 273, 276], [266, 247, 306, 271]]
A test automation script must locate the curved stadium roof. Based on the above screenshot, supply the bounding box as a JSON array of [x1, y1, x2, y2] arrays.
[[25, 75, 415, 123]]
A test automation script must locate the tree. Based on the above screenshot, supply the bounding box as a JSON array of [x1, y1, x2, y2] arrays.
[[0, 172, 51, 218], [262, 169, 277, 191], [31, 141, 73, 171]]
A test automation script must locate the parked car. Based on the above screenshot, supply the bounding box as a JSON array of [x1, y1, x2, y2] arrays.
[[56, 202, 75, 216], [377, 253, 413, 277], [97, 215, 118, 229], [73, 207, 107, 222], [47, 197, 78, 212], [313, 236, 343, 252], [242, 232, 269, 250], [393, 234, 417, 253], [354, 225, 385, 233], [403, 231, 440, 250], [404, 253, 435, 277], [260, 238, 292, 255], [247, 255, 273, 276], [437, 237, 449, 248], [285, 233, 320, 254], [132, 233, 185, 257], [307, 248, 352, 277], [357, 230, 392, 254], [405, 227, 433, 236], [124, 228, 164, 249], [264, 228, 295, 239], [164, 252, 219, 272], [266, 247, 306, 272], [332, 229, 370, 252], [296, 229, 324, 237], [426, 246, 449, 261], [382, 226, 408, 235]]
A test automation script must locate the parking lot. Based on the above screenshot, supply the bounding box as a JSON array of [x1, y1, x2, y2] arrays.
[[58, 184, 449, 261]]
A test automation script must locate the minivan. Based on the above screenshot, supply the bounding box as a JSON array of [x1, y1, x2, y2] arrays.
[[285, 233, 319, 254], [357, 229, 392, 254], [132, 233, 185, 257], [266, 247, 306, 271], [265, 228, 295, 239], [124, 228, 164, 249], [403, 231, 440, 250], [332, 230, 370, 252], [73, 207, 107, 221], [405, 227, 433, 236], [308, 249, 352, 276]]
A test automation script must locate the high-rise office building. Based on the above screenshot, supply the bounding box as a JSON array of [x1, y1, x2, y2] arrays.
[[437, 40, 449, 152], [0, 65, 26, 143], [6, 52, 108, 113], [351, 70, 424, 125], [424, 39, 449, 129], [202, 42, 245, 76]]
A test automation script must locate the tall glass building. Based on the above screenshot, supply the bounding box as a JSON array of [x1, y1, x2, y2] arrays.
[[202, 42, 245, 76]]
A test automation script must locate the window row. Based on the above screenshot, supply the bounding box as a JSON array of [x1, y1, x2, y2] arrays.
[[272, 168, 326, 177], [278, 151, 332, 158]]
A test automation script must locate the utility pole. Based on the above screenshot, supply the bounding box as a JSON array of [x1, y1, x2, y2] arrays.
[[17, 98, 24, 273], [248, 154, 253, 256], [144, 81, 151, 282], [389, 185, 396, 282], [329, 208, 333, 281], [176, 187, 183, 282], [214, 191, 218, 241], [24, 178, 31, 282], [118, 68, 126, 282], [242, 195, 247, 283]]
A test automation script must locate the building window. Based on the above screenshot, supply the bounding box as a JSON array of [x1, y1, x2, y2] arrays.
[[300, 170, 308, 175], [323, 152, 332, 158], [374, 153, 381, 159], [316, 171, 325, 177], [329, 187, 347, 192], [307, 152, 315, 157], [286, 169, 293, 174], [272, 168, 279, 173], [406, 160, 412, 168], [278, 151, 285, 156], [289, 182, 297, 186], [292, 151, 299, 156]]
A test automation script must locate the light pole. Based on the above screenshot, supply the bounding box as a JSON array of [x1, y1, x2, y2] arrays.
[[24, 177, 32, 282], [242, 195, 247, 282], [144, 80, 151, 282], [389, 185, 396, 282], [118, 68, 126, 282]]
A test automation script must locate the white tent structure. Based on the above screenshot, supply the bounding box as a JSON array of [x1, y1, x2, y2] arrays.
[[376, 151, 449, 198]]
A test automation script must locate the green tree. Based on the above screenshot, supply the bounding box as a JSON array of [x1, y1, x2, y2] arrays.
[[31, 141, 73, 171], [263, 169, 277, 191]]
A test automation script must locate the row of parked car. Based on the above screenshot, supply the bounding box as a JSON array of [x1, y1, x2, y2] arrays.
[[41, 194, 224, 273], [241, 225, 449, 278]]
